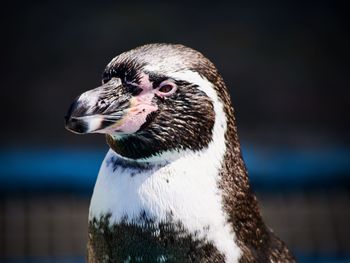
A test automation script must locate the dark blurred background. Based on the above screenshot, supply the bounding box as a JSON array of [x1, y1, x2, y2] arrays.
[[1, 1, 350, 263]]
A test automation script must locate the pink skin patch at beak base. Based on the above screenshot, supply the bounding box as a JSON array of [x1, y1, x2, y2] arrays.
[[105, 73, 159, 134], [112, 101, 158, 133]]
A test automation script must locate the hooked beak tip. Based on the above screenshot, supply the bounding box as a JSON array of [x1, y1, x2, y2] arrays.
[[65, 116, 89, 134]]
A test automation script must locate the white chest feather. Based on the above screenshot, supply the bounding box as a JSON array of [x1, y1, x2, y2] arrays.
[[90, 148, 240, 263]]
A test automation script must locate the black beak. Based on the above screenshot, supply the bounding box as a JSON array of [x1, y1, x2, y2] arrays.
[[65, 97, 89, 134], [65, 80, 130, 134]]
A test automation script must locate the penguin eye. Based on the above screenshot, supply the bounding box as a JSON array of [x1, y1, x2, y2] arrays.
[[158, 81, 176, 95]]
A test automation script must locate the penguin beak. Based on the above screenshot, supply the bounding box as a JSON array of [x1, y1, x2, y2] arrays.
[[65, 81, 130, 134]]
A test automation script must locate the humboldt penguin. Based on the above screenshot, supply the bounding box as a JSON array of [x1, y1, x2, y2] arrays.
[[65, 43, 295, 263]]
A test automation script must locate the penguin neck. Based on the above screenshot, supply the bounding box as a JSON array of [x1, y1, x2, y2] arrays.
[[219, 102, 270, 255]]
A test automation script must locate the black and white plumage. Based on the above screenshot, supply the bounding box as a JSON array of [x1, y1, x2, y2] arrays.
[[65, 44, 295, 263]]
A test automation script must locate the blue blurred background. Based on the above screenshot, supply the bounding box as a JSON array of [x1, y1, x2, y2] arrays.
[[1, 1, 349, 262]]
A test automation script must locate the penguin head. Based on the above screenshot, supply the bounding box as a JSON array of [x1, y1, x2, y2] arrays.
[[65, 44, 228, 159]]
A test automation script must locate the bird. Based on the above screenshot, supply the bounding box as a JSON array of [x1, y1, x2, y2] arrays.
[[65, 43, 295, 263]]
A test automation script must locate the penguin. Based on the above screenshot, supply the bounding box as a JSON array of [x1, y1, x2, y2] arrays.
[[65, 43, 296, 263]]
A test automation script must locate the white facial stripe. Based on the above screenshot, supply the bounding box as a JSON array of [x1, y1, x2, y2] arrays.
[[89, 71, 241, 262], [168, 70, 218, 99]]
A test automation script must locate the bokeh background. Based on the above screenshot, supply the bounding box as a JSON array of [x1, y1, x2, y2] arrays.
[[1, 1, 350, 262]]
